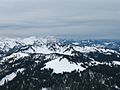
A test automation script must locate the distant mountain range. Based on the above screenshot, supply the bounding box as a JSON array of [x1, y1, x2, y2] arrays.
[[0, 36, 120, 90]]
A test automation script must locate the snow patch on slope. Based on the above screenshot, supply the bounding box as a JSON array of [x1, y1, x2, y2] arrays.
[[113, 61, 120, 65], [43, 58, 86, 73], [41, 88, 48, 90], [0, 72, 16, 86], [1, 53, 29, 63], [0, 68, 25, 86]]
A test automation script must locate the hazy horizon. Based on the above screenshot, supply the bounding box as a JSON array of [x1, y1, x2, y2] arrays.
[[0, 0, 120, 39]]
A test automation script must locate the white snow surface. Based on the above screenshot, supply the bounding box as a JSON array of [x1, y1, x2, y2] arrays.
[[74, 46, 96, 53], [43, 58, 86, 73], [0, 68, 25, 86], [0, 72, 16, 86], [41, 88, 48, 90], [17, 68, 25, 73], [73, 46, 117, 54], [113, 61, 120, 65], [33, 46, 54, 54], [1, 52, 29, 63], [0, 36, 119, 55], [5, 52, 28, 59]]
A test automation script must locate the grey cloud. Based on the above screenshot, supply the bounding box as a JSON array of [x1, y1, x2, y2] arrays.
[[0, 0, 120, 39]]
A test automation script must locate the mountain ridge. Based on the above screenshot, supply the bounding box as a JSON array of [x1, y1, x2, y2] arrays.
[[0, 36, 120, 90]]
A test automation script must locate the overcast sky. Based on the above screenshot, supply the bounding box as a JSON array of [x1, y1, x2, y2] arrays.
[[0, 0, 120, 39]]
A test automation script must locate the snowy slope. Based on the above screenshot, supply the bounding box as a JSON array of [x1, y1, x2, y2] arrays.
[[43, 58, 86, 73]]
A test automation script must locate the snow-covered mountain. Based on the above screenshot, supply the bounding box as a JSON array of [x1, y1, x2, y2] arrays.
[[0, 37, 120, 90]]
